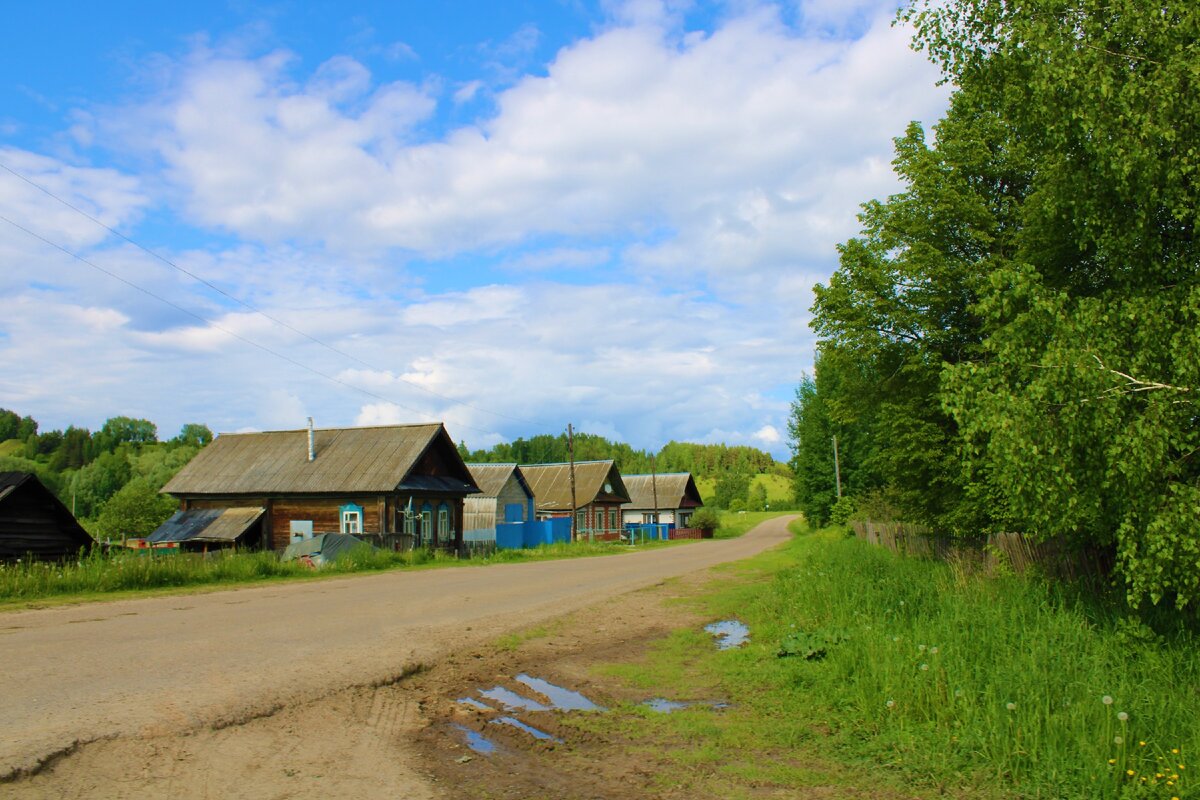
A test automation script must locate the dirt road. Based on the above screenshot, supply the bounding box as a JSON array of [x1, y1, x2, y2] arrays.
[[0, 517, 792, 794]]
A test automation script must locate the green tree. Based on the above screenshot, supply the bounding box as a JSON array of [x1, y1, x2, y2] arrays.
[[69, 450, 132, 519], [95, 416, 158, 452], [171, 423, 212, 449], [898, 0, 1200, 606], [94, 478, 177, 540]]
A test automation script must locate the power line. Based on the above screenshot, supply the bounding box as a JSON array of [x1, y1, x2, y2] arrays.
[[0, 213, 509, 438], [0, 160, 550, 429]]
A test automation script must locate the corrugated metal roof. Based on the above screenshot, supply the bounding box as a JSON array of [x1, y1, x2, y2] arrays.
[[162, 423, 472, 495], [465, 464, 532, 498], [622, 473, 704, 510], [520, 460, 630, 511], [147, 507, 265, 543]]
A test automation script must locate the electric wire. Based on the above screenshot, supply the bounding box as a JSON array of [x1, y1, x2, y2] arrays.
[[0, 160, 551, 429]]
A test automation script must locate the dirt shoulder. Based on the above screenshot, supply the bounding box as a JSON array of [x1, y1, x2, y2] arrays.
[[2, 518, 793, 797]]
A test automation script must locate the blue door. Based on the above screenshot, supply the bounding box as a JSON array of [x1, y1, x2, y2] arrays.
[[504, 503, 524, 523]]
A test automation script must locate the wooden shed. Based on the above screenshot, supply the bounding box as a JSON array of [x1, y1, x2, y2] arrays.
[[0, 472, 93, 560], [463, 464, 536, 534], [620, 472, 705, 529], [156, 422, 480, 552], [520, 460, 631, 541]]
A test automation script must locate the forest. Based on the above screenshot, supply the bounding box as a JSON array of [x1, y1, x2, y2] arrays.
[[790, 0, 1200, 608]]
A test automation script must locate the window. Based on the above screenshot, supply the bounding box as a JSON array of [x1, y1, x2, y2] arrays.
[[403, 506, 415, 537], [642, 513, 656, 524], [679, 511, 692, 528], [340, 506, 362, 535], [576, 510, 587, 534], [437, 503, 451, 546], [420, 503, 433, 547], [609, 509, 619, 530]]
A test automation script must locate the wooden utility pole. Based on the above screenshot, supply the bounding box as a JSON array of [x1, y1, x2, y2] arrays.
[[832, 435, 842, 499], [651, 455, 660, 532], [568, 423, 578, 542]]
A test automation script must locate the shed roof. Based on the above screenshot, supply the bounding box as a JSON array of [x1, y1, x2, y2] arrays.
[[465, 464, 533, 499], [148, 507, 265, 544], [162, 423, 478, 496], [520, 460, 630, 511], [622, 473, 704, 511]]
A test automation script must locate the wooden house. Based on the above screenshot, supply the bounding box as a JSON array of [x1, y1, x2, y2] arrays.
[[0, 472, 93, 560], [155, 422, 479, 551], [520, 460, 631, 541], [620, 472, 704, 530], [463, 464, 536, 534]]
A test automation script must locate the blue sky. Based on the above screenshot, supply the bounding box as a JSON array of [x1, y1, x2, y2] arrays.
[[0, 0, 948, 459]]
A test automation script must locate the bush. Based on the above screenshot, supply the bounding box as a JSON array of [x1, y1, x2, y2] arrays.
[[690, 507, 721, 532]]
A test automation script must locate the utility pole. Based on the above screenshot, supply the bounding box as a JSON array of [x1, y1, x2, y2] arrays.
[[832, 435, 842, 499], [568, 423, 578, 542], [651, 456, 660, 539]]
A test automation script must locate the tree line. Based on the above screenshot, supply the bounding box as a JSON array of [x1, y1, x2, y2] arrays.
[[0, 409, 212, 539], [790, 0, 1200, 608]]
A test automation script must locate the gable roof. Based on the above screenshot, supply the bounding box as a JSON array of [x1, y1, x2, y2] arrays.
[[148, 507, 265, 544], [466, 464, 533, 499], [520, 460, 630, 511], [162, 423, 478, 496], [622, 473, 704, 510], [0, 472, 93, 559]]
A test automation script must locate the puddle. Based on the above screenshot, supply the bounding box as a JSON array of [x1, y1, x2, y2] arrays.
[[516, 674, 605, 711], [705, 619, 750, 650], [478, 686, 550, 712], [643, 698, 691, 713], [451, 723, 497, 754], [457, 697, 494, 712], [491, 716, 563, 743]]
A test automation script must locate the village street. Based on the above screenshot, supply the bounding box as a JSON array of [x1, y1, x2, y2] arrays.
[[0, 518, 791, 793]]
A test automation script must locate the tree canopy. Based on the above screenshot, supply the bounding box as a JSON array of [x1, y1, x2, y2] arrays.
[[795, 0, 1200, 607]]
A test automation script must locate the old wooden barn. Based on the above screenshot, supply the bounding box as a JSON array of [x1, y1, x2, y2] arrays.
[[521, 460, 631, 541], [0, 472, 93, 560], [153, 422, 480, 551]]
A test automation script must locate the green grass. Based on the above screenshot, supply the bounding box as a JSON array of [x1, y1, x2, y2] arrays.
[[0, 439, 23, 457], [574, 523, 1200, 799], [695, 473, 795, 508]]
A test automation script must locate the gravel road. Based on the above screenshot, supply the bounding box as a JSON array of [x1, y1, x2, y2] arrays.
[[0, 517, 793, 782]]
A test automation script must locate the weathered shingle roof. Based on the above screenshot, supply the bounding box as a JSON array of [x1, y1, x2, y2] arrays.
[[520, 460, 630, 511], [162, 423, 477, 495], [622, 473, 704, 510], [466, 464, 532, 499]]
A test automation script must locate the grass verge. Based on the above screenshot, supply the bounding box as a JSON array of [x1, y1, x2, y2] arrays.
[[568, 522, 1200, 799]]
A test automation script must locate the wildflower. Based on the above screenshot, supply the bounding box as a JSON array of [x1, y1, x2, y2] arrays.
[[1127, 769, 1136, 776], [886, 700, 895, 708], [930, 646, 939, 654], [1108, 759, 1116, 765], [1102, 695, 1114, 705], [954, 689, 963, 698], [920, 663, 929, 671], [893, 636, 901, 642], [1117, 711, 1129, 722], [1172, 749, 1179, 754], [1140, 741, 1147, 747], [1115, 737, 1124, 745], [918, 644, 926, 652], [1006, 702, 1016, 711]]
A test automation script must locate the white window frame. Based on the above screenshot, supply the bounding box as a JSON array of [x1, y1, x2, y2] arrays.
[[340, 509, 362, 534]]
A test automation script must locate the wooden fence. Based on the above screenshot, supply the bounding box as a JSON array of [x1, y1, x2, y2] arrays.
[[849, 520, 1113, 582]]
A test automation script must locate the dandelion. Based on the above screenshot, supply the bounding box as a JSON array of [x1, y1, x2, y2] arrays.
[[1127, 769, 1136, 776], [1006, 702, 1016, 711], [1117, 711, 1129, 722], [1102, 695, 1114, 705], [893, 636, 901, 642], [1109, 759, 1117, 765], [954, 689, 963, 698], [930, 646, 939, 654], [1115, 737, 1124, 745], [886, 699, 895, 708], [918, 644, 926, 652], [919, 663, 929, 671], [1172, 749, 1180, 755], [1140, 741, 1147, 747]]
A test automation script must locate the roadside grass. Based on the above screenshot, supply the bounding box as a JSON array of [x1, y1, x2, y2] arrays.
[[571, 522, 1200, 799], [0, 534, 691, 608]]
